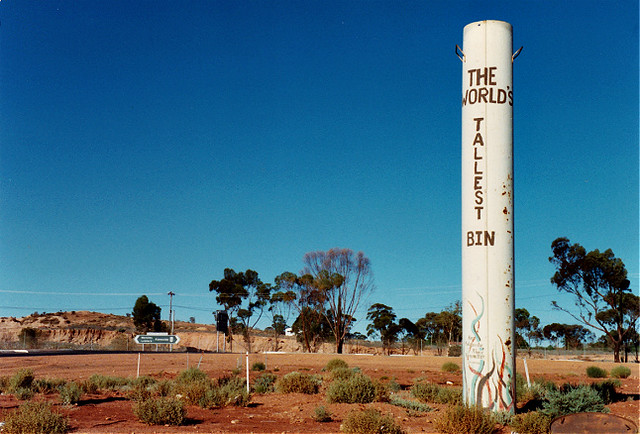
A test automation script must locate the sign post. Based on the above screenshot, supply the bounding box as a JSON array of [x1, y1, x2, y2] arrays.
[[134, 334, 180, 345], [459, 20, 519, 413]]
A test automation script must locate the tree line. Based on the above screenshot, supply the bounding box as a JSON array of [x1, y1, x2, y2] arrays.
[[131, 238, 637, 362]]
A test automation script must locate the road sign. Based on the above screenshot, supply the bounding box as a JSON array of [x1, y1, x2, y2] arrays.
[[134, 334, 180, 345]]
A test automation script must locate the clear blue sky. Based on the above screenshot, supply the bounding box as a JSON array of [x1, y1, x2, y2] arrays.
[[1, 1, 637, 338]]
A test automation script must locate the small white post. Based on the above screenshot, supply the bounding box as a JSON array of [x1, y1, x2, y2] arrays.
[[246, 352, 250, 393], [137, 353, 141, 378], [523, 358, 531, 387]]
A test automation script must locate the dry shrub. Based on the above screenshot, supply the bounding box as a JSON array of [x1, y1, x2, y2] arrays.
[[59, 381, 83, 405], [327, 374, 387, 404], [325, 358, 349, 371], [177, 367, 208, 384], [341, 408, 405, 434], [85, 374, 128, 391], [411, 382, 461, 405], [586, 366, 607, 378], [441, 362, 460, 373], [133, 397, 186, 426], [509, 411, 551, 434], [610, 365, 631, 379], [275, 371, 321, 394], [9, 369, 34, 393], [432, 404, 496, 434], [311, 405, 333, 422], [2, 401, 69, 434]]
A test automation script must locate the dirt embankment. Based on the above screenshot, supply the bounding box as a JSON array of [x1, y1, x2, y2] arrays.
[[0, 311, 372, 354]]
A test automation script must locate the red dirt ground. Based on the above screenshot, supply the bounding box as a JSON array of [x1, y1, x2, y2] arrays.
[[0, 352, 638, 433]]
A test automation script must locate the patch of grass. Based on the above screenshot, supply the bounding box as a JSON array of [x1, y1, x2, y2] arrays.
[[275, 371, 321, 394], [311, 405, 333, 422], [610, 365, 631, 379], [325, 358, 349, 371], [541, 384, 608, 419], [133, 397, 186, 426], [253, 372, 277, 394], [586, 366, 607, 378], [327, 374, 386, 404], [441, 362, 460, 373], [341, 408, 405, 434], [2, 401, 69, 434], [59, 381, 83, 405], [432, 404, 496, 434], [251, 362, 266, 371], [509, 411, 551, 434]]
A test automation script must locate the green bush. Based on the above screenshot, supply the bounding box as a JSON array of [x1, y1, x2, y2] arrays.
[[515, 374, 547, 404], [34, 378, 66, 394], [610, 365, 631, 379], [590, 379, 621, 404], [0, 375, 9, 392], [2, 401, 69, 434], [13, 387, 34, 401], [133, 397, 186, 426], [432, 404, 496, 434], [389, 396, 433, 413], [330, 366, 357, 381], [209, 376, 250, 407], [177, 377, 214, 406], [325, 358, 349, 371], [154, 379, 175, 397], [128, 381, 154, 402], [59, 381, 83, 405], [132, 375, 157, 389], [541, 384, 608, 419], [411, 382, 461, 405], [442, 362, 460, 373], [275, 371, 321, 394], [509, 411, 551, 434], [586, 366, 607, 378], [448, 345, 462, 357], [311, 405, 333, 422], [341, 408, 405, 434], [9, 369, 35, 392], [251, 362, 266, 371], [85, 374, 129, 391], [253, 372, 277, 394], [177, 367, 208, 384], [327, 374, 386, 404]]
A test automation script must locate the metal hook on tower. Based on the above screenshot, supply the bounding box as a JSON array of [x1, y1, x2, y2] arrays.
[[455, 44, 465, 62], [512, 46, 523, 62]]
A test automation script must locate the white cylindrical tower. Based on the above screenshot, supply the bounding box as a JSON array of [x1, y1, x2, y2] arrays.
[[460, 20, 516, 412]]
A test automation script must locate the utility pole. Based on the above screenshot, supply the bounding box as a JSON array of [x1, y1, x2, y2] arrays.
[[168, 291, 175, 351]]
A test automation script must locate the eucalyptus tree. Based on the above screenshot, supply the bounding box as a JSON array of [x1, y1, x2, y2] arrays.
[[209, 268, 271, 353], [549, 237, 639, 362]]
